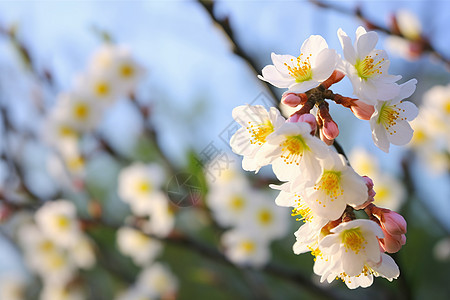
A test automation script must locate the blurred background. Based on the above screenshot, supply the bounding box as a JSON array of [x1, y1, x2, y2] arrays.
[[0, 0, 449, 299]]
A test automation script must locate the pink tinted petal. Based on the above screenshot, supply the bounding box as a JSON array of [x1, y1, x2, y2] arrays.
[[282, 93, 302, 107]]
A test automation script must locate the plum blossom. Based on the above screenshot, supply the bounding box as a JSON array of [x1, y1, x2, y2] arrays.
[[338, 26, 401, 104], [257, 121, 329, 181], [318, 219, 384, 277], [302, 153, 368, 220], [258, 35, 339, 94], [370, 79, 418, 152], [230, 105, 285, 172], [221, 229, 271, 268]]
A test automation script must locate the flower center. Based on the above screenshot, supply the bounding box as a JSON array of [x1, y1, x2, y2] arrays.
[[355, 54, 384, 80], [120, 64, 135, 78], [374, 186, 390, 204], [285, 53, 313, 83], [280, 135, 309, 165], [95, 81, 110, 97], [257, 209, 273, 225], [58, 124, 77, 138], [67, 156, 85, 171], [73, 102, 89, 120], [340, 227, 366, 254], [247, 120, 274, 145], [377, 102, 406, 134], [136, 180, 152, 194], [241, 241, 255, 253], [230, 195, 245, 211], [56, 215, 70, 229], [444, 100, 450, 115], [291, 194, 313, 222], [314, 170, 343, 203]]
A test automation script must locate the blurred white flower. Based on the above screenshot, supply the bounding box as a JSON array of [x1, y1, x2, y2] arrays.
[[134, 262, 178, 299], [142, 196, 175, 238], [35, 200, 81, 248], [258, 35, 338, 94], [117, 226, 162, 266], [89, 44, 145, 95], [207, 182, 255, 228], [338, 26, 401, 104], [40, 283, 85, 300], [349, 148, 379, 176], [235, 190, 289, 241], [68, 235, 96, 270], [396, 10, 422, 41], [221, 229, 270, 268], [76, 71, 120, 104], [433, 237, 450, 262], [118, 162, 167, 216], [371, 173, 405, 211], [0, 275, 27, 300]]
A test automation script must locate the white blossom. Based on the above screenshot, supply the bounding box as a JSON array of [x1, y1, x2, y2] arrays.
[[221, 229, 271, 268], [370, 79, 418, 152], [117, 226, 162, 266], [338, 26, 401, 104], [230, 105, 285, 172], [258, 35, 339, 94]]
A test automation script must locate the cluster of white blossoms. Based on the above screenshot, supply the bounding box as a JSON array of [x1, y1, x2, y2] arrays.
[[118, 162, 175, 238], [17, 200, 96, 299], [409, 83, 450, 173], [206, 162, 289, 268], [42, 44, 145, 185], [116, 162, 179, 299], [230, 27, 414, 289]]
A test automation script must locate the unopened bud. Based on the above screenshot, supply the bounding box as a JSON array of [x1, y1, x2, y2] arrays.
[[322, 119, 339, 140], [350, 100, 375, 120], [282, 93, 307, 107]]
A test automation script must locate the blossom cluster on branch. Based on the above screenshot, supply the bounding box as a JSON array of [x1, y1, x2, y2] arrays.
[[230, 27, 415, 289]]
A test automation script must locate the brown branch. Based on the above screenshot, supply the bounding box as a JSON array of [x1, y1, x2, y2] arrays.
[[309, 0, 450, 71]]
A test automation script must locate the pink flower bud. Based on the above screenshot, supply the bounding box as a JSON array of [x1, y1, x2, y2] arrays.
[[282, 93, 307, 107], [322, 119, 339, 140], [298, 113, 317, 135], [372, 207, 407, 236], [380, 232, 406, 253], [381, 210, 407, 236], [287, 114, 300, 123], [319, 130, 334, 146], [350, 100, 375, 120]]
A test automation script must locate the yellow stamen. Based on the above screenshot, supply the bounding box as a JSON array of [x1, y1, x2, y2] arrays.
[[247, 120, 274, 145], [377, 102, 407, 135], [95, 81, 110, 97], [355, 53, 384, 80], [120, 64, 135, 78], [230, 196, 245, 211], [280, 135, 309, 165], [73, 103, 89, 120], [284, 53, 313, 83], [136, 181, 152, 194], [257, 209, 273, 225], [241, 241, 255, 253], [340, 227, 366, 254], [314, 171, 343, 206]]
